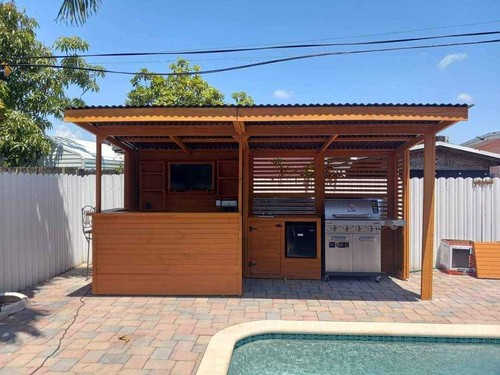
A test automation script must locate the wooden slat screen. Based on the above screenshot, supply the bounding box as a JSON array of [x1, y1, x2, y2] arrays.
[[252, 197, 315, 216], [396, 154, 405, 219], [251, 157, 316, 215], [324, 156, 389, 218], [252, 157, 316, 195]]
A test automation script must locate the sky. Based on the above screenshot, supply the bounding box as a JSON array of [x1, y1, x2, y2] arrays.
[[13, 0, 500, 144]]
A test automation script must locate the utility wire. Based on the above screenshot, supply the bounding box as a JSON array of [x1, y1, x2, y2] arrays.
[[4, 30, 500, 60], [3, 38, 500, 77], [207, 19, 500, 48]]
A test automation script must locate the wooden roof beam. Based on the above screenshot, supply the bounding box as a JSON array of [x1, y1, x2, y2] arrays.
[[72, 123, 135, 152], [117, 135, 414, 144], [431, 120, 458, 134], [94, 124, 426, 137], [395, 135, 424, 154], [251, 149, 394, 157], [318, 135, 339, 155], [105, 136, 136, 152], [394, 121, 457, 154], [245, 124, 432, 136], [116, 137, 172, 143], [233, 121, 245, 135], [247, 136, 413, 143], [249, 137, 327, 143], [337, 136, 414, 142], [74, 122, 99, 136], [170, 136, 191, 154], [92, 125, 236, 137]]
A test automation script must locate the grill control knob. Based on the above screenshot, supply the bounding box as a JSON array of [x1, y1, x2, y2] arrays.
[[344, 226, 350, 232], [356, 226, 363, 231], [369, 226, 375, 232], [332, 225, 338, 231]]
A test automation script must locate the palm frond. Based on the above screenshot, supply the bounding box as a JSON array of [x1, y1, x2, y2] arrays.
[[56, 0, 102, 26]]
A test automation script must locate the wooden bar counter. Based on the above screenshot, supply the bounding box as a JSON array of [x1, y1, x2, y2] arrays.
[[91, 211, 242, 296]]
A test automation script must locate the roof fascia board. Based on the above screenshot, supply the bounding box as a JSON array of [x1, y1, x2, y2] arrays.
[[65, 106, 468, 124]]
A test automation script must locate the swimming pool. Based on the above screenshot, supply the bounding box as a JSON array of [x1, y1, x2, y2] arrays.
[[228, 334, 500, 375], [196, 321, 500, 375]]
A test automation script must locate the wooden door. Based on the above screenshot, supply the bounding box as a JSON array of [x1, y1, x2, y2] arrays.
[[248, 220, 282, 276]]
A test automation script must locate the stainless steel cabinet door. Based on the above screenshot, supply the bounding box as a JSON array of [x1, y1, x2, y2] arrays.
[[325, 234, 353, 272], [352, 234, 381, 272]]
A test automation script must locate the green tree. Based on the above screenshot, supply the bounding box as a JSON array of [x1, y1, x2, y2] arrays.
[[232, 91, 255, 106], [0, 2, 104, 166], [126, 58, 254, 106], [57, 0, 101, 26]]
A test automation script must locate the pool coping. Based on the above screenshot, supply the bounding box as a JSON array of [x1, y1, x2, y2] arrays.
[[196, 320, 500, 375]]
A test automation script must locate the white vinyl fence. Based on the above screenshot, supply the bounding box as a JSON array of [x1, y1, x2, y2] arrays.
[[409, 177, 500, 270], [0, 173, 499, 292], [0, 173, 123, 293]]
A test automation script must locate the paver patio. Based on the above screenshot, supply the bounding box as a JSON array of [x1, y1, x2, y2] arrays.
[[0, 266, 499, 375]]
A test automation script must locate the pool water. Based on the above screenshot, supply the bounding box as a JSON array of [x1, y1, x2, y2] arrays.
[[228, 334, 500, 375]]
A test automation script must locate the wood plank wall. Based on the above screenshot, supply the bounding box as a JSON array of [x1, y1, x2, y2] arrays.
[[138, 151, 238, 212], [474, 242, 500, 279], [92, 212, 242, 295]]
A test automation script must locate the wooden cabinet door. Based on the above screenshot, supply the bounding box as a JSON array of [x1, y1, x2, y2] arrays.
[[248, 220, 282, 276]]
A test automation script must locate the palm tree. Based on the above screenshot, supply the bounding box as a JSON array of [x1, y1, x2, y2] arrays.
[[57, 0, 101, 25]]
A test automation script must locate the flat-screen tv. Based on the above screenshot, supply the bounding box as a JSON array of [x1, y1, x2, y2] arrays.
[[169, 163, 213, 192]]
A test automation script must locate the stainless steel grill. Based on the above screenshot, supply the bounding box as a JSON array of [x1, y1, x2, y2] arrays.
[[324, 198, 382, 281]]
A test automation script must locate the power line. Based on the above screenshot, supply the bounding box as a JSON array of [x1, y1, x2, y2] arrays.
[[4, 30, 500, 60], [203, 19, 500, 48], [3, 38, 500, 77]]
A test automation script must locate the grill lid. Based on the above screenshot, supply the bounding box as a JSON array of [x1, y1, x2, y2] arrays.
[[325, 199, 380, 220]]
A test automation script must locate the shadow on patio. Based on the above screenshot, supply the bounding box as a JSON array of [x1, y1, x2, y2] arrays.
[[243, 276, 420, 302], [0, 307, 48, 347], [67, 274, 419, 302]]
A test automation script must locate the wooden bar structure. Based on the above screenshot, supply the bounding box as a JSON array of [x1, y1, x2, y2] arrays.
[[65, 104, 468, 299]]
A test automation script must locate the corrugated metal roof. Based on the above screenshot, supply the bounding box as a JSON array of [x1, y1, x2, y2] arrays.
[[96, 121, 233, 127], [330, 141, 405, 150], [251, 142, 325, 150], [68, 103, 468, 110], [39, 137, 124, 169]]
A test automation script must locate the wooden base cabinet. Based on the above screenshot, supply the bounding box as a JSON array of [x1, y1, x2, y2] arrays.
[[247, 217, 322, 280]]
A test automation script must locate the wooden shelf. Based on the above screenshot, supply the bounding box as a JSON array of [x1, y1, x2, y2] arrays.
[[140, 162, 165, 210], [217, 161, 238, 197]]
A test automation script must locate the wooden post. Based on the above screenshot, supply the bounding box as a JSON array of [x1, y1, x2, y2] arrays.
[[314, 155, 325, 217], [402, 148, 410, 280], [384, 155, 396, 275], [237, 142, 245, 295], [242, 145, 250, 278], [238, 142, 244, 213], [96, 136, 103, 213], [420, 133, 436, 300], [386, 155, 396, 218], [124, 150, 130, 210]]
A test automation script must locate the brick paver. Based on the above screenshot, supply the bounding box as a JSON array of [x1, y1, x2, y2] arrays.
[[0, 266, 499, 374]]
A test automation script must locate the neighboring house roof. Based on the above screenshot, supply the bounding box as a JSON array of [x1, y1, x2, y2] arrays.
[[462, 131, 500, 149], [411, 141, 500, 163], [39, 137, 124, 170]]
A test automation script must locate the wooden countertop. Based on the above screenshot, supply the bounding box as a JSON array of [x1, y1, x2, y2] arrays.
[[249, 216, 321, 221]]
